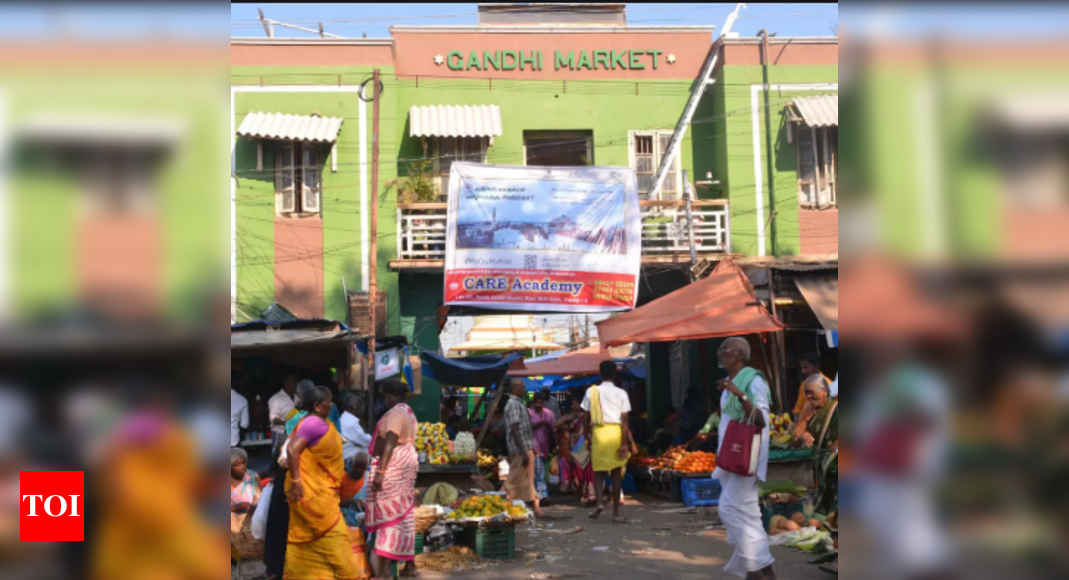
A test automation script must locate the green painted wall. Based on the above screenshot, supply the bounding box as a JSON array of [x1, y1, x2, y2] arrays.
[[393, 76, 698, 180], [860, 65, 1007, 259], [231, 66, 398, 328], [232, 102, 276, 317], [398, 272, 446, 422], [716, 65, 838, 257], [10, 73, 225, 321]]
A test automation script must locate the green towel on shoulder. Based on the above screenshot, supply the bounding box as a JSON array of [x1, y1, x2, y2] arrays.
[[722, 367, 768, 422]]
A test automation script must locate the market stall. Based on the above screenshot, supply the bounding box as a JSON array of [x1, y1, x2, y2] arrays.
[[417, 351, 523, 488], [231, 317, 368, 470], [599, 258, 803, 504]]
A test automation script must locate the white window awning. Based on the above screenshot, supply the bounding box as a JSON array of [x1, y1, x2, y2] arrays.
[[791, 95, 838, 128], [18, 114, 187, 147], [236, 111, 343, 143], [409, 105, 503, 138]]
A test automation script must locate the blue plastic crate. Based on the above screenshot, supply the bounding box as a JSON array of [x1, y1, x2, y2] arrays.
[[681, 477, 722, 507], [622, 472, 637, 494]]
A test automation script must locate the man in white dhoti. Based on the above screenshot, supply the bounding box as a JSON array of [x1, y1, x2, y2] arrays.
[[713, 337, 777, 580]]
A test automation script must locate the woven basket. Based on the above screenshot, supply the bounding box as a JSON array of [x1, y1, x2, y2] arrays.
[[414, 507, 441, 535], [230, 512, 265, 561]]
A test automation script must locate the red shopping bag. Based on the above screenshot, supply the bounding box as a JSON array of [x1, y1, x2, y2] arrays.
[[717, 410, 762, 477], [860, 421, 921, 477]]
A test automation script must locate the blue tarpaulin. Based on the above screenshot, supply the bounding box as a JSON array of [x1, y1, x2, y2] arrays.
[[621, 362, 646, 379], [420, 351, 523, 387], [524, 375, 601, 392]]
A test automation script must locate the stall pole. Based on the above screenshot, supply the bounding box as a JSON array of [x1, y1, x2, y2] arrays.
[[766, 267, 788, 413], [474, 374, 510, 452], [467, 385, 492, 423]]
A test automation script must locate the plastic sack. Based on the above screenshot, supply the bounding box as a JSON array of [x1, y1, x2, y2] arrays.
[[425, 522, 455, 553], [249, 482, 272, 540]]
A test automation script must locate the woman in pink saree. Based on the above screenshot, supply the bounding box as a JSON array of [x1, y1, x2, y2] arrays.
[[554, 398, 597, 506], [365, 379, 420, 579]]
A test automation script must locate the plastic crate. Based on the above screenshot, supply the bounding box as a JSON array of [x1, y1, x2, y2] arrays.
[[680, 477, 722, 507], [645, 471, 673, 500], [622, 472, 637, 494], [458, 525, 516, 560], [414, 534, 425, 555]]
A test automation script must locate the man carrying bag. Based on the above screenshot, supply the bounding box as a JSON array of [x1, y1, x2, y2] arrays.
[[713, 337, 778, 580]]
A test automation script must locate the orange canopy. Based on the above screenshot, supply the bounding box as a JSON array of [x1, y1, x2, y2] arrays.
[[596, 258, 785, 346], [507, 344, 611, 377]]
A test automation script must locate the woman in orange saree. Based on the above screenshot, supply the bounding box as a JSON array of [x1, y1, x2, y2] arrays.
[[284, 385, 363, 580], [366, 379, 420, 578]]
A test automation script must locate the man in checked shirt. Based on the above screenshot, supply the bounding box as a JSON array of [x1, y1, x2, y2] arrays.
[[503, 378, 544, 517]]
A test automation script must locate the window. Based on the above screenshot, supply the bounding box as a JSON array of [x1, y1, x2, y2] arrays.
[[275, 141, 322, 216], [434, 136, 486, 195], [796, 126, 837, 207], [524, 130, 593, 167], [630, 130, 680, 199], [79, 149, 160, 216]]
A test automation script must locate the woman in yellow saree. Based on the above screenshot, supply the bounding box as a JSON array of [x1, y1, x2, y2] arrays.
[[284, 385, 363, 580]]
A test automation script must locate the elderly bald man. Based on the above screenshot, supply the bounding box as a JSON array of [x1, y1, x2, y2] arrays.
[[713, 337, 778, 580]]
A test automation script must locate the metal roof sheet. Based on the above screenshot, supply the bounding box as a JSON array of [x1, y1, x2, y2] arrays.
[[409, 105, 503, 138], [19, 114, 187, 147], [792, 95, 838, 128], [794, 274, 839, 331], [236, 111, 343, 142]]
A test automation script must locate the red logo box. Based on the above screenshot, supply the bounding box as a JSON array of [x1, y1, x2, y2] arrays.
[[20, 471, 84, 542]]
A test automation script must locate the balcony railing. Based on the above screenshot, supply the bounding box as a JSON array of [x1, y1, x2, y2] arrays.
[[395, 200, 731, 262]]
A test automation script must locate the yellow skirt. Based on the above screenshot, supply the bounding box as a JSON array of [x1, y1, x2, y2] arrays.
[[591, 424, 630, 473]]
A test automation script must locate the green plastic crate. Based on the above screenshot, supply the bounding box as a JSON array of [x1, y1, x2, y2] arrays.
[[458, 525, 516, 560], [414, 534, 425, 554]]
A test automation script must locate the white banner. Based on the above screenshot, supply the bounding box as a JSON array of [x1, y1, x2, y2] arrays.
[[444, 162, 641, 312], [375, 347, 400, 380]]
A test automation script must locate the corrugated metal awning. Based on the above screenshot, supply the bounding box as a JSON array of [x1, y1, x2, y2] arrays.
[[237, 111, 343, 142], [792, 95, 838, 128], [409, 105, 503, 138], [19, 114, 187, 147], [794, 274, 838, 331]]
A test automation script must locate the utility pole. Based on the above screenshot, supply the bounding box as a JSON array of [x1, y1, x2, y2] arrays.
[[759, 29, 779, 256], [367, 69, 381, 429]]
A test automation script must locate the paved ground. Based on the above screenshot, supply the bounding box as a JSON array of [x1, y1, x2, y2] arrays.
[[234, 493, 833, 580]]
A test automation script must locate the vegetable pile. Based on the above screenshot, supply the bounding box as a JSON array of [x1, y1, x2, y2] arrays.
[[769, 513, 823, 536]]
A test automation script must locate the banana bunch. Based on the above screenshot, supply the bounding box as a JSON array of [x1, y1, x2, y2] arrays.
[[771, 413, 794, 445], [477, 449, 497, 468]]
